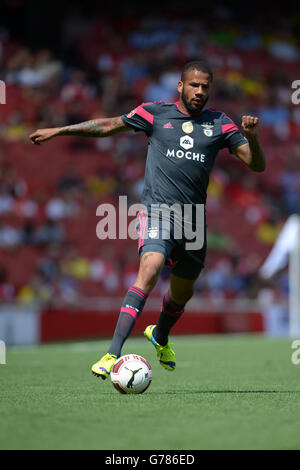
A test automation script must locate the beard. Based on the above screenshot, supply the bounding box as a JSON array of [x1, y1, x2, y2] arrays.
[[181, 87, 209, 114]]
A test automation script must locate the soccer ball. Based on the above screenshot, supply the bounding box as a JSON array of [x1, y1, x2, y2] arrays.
[[110, 354, 152, 394]]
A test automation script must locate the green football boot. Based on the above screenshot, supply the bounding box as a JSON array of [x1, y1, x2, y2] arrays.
[[91, 353, 117, 379], [144, 325, 176, 371]]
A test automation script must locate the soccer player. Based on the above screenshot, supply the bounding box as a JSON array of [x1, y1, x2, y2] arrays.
[[30, 60, 266, 379]]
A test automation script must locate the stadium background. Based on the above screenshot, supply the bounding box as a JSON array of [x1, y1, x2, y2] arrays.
[[0, 1, 299, 343]]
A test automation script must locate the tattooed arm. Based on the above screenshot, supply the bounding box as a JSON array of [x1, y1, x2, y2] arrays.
[[29, 116, 130, 145]]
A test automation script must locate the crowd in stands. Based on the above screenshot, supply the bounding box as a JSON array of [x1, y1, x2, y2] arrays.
[[0, 4, 299, 310]]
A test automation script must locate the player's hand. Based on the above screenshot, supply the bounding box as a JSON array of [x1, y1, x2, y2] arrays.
[[29, 128, 60, 145], [241, 115, 259, 136]]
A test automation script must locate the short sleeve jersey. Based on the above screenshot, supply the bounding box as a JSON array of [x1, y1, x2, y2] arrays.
[[121, 101, 248, 207]]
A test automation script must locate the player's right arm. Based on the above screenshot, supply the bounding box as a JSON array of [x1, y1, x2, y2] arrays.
[[29, 116, 131, 145]]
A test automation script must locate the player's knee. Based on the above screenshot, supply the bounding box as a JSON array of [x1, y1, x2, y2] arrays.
[[135, 255, 164, 293], [141, 263, 162, 291]]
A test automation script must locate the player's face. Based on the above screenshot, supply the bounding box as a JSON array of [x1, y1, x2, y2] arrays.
[[178, 69, 211, 114]]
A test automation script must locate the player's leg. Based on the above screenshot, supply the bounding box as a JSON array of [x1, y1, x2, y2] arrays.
[[152, 273, 196, 346], [157, 227, 207, 345], [107, 251, 165, 356], [144, 274, 196, 371], [92, 204, 174, 380], [144, 238, 206, 371], [92, 251, 165, 379], [154, 243, 206, 346]]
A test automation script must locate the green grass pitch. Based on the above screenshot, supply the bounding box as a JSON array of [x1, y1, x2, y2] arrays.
[[1, 334, 300, 450]]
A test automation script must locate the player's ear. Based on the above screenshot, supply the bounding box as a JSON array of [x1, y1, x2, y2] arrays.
[[177, 80, 183, 94]]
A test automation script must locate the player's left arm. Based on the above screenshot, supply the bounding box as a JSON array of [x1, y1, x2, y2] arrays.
[[231, 116, 266, 172]]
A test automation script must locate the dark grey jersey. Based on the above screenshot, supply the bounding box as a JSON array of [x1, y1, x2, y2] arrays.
[[122, 101, 248, 207]]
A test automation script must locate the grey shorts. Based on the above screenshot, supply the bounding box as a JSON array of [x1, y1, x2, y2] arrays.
[[136, 206, 207, 281]]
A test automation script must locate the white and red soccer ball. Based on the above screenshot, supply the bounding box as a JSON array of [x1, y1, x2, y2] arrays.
[[110, 354, 152, 394]]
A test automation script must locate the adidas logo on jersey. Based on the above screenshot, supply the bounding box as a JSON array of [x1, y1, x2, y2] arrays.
[[163, 122, 174, 129]]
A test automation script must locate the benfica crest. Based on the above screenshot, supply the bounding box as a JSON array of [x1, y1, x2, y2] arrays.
[[148, 227, 158, 239], [201, 123, 214, 137]]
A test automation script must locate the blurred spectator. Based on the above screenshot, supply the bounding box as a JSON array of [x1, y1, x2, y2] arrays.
[[0, 164, 27, 198], [34, 49, 63, 83], [90, 244, 121, 292], [13, 197, 39, 219], [119, 51, 149, 86], [280, 159, 300, 215], [207, 224, 235, 252], [17, 53, 47, 87], [1, 111, 30, 141], [0, 184, 14, 215], [57, 167, 85, 195], [55, 273, 81, 308], [267, 32, 300, 62], [205, 256, 245, 298], [35, 218, 65, 246], [37, 244, 62, 282], [20, 220, 37, 245], [256, 216, 283, 245], [61, 243, 90, 280], [0, 264, 15, 301], [259, 103, 290, 127], [0, 220, 20, 249], [206, 168, 228, 212], [60, 69, 96, 103], [45, 189, 79, 220], [86, 171, 117, 199], [17, 273, 53, 306], [144, 73, 176, 103], [227, 174, 262, 211]]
